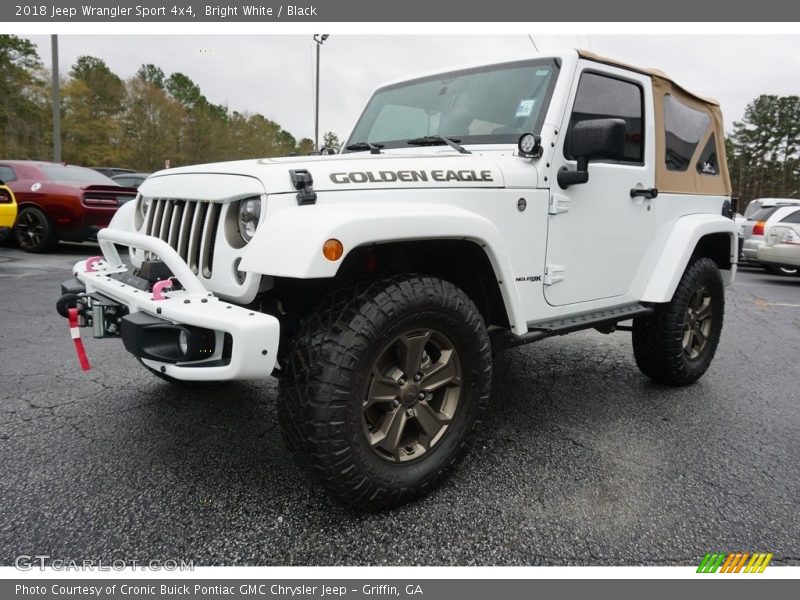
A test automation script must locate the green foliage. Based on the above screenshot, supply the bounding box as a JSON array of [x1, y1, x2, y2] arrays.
[[322, 131, 341, 153], [1, 37, 318, 168], [0, 35, 49, 160], [63, 55, 127, 165], [727, 94, 800, 210], [135, 64, 165, 89]]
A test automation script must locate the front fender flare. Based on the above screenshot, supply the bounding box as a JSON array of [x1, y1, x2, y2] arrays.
[[640, 213, 737, 303], [239, 202, 527, 331]]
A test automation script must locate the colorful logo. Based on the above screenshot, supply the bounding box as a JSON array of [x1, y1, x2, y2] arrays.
[[697, 552, 773, 573]]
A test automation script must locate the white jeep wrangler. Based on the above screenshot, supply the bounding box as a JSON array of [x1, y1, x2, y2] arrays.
[[59, 50, 737, 508]]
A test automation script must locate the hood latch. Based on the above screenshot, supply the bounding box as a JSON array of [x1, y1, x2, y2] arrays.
[[290, 169, 317, 205]]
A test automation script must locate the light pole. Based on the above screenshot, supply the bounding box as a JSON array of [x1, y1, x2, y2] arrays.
[[51, 35, 61, 163], [313, 34, 329, 152]]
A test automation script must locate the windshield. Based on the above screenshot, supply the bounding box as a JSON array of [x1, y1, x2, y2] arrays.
[[40, 165, 117, 185], [345, 59, 560, 151]]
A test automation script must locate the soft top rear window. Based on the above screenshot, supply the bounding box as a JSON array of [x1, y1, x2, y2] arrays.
[[664, 94, 711, 172]]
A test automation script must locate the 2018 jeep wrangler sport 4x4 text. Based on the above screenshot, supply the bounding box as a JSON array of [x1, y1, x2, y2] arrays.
[[57, 50, 737, 508]]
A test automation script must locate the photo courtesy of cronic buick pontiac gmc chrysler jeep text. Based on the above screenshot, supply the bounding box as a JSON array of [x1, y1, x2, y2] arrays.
[[56, 50, 738, 508]]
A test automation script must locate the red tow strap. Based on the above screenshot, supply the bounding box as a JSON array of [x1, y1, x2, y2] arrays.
[[67, 307, 91, 372]]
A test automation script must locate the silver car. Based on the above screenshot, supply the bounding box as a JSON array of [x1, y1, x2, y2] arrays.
[[757, 216, 800, 273], [742, 204, 800, 275]]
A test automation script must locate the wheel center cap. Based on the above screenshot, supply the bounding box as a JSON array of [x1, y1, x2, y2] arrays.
[[402, 384, 420, 406]]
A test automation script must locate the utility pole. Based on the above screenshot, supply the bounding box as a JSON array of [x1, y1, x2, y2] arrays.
[[313, 34, 329, 151], [51, 35, 61, 163]]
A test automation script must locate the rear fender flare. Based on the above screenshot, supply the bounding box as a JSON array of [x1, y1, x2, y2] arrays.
[[641, 214, 737, 303]]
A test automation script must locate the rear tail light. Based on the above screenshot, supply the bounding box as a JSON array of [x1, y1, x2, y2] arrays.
[[782, 229, 800, 245], [0, 189, 12, 204], [83, 195, 118, 206], [753, 220, 766, 236]]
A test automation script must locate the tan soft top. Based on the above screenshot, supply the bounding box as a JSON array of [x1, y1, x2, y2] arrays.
[[578, 50, 731, 196]]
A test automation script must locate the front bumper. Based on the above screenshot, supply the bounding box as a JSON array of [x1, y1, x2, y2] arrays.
[[69, 228, 279, 381]]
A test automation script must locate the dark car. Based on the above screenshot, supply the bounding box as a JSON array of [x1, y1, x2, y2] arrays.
[[111, 172, 151, 189], [91, 167, 135, 178], [0, 161, 138, 253]]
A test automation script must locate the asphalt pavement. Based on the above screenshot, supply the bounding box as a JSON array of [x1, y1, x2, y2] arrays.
[[1, 243, 798, 566]]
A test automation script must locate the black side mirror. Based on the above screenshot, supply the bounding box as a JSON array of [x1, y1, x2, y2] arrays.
[[557, 118, 627, 189]]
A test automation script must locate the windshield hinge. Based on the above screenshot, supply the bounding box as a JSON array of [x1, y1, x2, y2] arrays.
[[544, 264, 566, 286], [290, 169, 317, 205], [548, 193, 570, 215]]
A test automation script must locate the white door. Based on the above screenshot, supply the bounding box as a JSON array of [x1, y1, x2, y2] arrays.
[[545, 64, 656, 307]]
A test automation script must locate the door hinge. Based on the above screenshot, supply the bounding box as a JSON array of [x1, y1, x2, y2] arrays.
[[544, 264, 566, 286], [548, 193, 570, 215]]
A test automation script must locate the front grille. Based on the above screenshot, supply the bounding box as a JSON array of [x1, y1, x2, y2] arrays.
[[142, 199, 221, 277]]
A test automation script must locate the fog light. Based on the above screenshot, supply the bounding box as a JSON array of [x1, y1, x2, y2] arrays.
[[322, 239, 344, 261], [178, 330, 189, 356]]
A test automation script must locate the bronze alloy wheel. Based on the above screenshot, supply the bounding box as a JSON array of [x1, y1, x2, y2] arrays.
[[278, 274, 492, 507], [682, 285, 713, 360], [15, 209, 47, 250], [363, 328, 462, 463]]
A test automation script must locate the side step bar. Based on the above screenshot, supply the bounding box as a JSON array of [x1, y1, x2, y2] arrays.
[[492, 303, 654, 349]]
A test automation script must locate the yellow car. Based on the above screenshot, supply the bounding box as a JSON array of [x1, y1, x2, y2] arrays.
[[0, 183, 18, 238]]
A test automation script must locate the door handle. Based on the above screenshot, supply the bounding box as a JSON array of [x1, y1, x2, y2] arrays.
[[630, 187, 658, 199]]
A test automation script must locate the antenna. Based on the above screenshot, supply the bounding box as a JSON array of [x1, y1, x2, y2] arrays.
[[527, 34, 539, 52]]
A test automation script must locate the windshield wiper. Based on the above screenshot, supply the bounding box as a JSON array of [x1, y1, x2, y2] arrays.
[[344, 141, 384, 154], [405, 135, 471, 154]]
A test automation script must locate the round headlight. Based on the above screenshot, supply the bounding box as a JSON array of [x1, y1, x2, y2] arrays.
[[178, 330, 189, 357], [238, 197, 261, 243], [139, 196, 152, 219]]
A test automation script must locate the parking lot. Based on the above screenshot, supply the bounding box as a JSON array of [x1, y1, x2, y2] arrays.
[[0, 243, 798, 566]]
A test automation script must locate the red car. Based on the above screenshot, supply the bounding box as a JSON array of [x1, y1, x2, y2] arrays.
[[0, 161, 137, 253]]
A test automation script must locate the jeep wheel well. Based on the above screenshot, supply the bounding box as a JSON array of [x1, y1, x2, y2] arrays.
[[264, 239, 509, 358], [691, 232, 734, 271], [341, 239, 509, 328]]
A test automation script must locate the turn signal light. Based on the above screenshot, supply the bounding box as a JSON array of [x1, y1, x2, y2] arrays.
[[753, 220, 766, 236], [322, 239, 344, 261]]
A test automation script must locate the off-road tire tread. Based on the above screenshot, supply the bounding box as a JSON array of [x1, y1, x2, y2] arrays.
[[278, 274, 492, 509], [632, 257, 724, 386]]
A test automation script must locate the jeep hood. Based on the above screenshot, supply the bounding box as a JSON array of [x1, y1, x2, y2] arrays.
[[138, 151, 507, 200]]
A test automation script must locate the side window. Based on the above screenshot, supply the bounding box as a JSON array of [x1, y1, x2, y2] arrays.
[[0, 165, 17, 183], [664, 95, 710, 172], [565, 71, 644, 163], [780, 210, 800, 224], [695, 134, 719, 175]]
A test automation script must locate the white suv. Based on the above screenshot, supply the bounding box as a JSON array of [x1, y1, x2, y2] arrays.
[[58, 50, 737, 507]]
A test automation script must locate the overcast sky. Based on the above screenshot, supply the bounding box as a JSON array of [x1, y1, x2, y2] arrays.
[[27, 34, 800, 144]]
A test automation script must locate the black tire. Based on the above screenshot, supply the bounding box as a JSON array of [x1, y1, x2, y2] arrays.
[[278, 274, 492, 509], [765, 264, 798, 276], [632, 257, 724, 386], [14, 206, 57, 253]]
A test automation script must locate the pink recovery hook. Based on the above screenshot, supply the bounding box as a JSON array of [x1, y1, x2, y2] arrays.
[[151, 278, 174, 301], [85, 256, 103, 272]]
